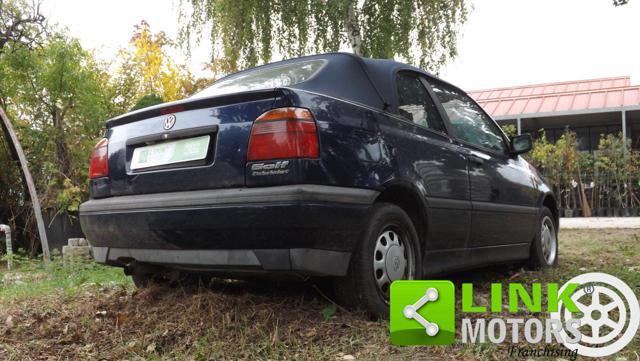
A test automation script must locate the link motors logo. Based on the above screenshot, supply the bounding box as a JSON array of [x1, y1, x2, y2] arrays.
[[390, 273, 640, 358], [550, 272, 640, 357]]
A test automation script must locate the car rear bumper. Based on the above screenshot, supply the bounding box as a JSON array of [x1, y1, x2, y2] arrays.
[[79, 185, 379, 276], [91, 247, 353, 276]]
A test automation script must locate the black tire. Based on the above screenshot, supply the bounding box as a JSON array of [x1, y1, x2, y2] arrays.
[[528, 207, 559, 269], [333, 202, 422, 318]]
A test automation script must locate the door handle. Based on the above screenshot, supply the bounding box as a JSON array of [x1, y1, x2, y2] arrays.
[[467, 150, 490, 165], [468, 154, 485, 165]]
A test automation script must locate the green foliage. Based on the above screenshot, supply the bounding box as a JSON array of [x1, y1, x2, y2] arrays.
[[131, 94, 165, 111], [595, 133, 638, 208], [501, 124, 517, 138], [0, 0, 45, 53], [0, 255, 132, 301], [321, 304, 337, 321], [528, 130, 555, 171], [526, 129, 640, 211], [111, 21, 204, 112], [179, 0, 468, 73], [1, 36, 112, 211], [0, 30, 118, 252], [555, 130, 579, 183], [0, 12, 207, 253]]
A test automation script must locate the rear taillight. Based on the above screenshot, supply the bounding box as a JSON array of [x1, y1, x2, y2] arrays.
[[89, 138, 109, 179], [247, 107, 319, 161]]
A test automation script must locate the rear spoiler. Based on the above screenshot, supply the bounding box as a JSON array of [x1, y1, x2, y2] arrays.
[[106, 89, 284, 128]]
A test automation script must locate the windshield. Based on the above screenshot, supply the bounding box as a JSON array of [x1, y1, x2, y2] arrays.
[[191, 59, 325, 99]]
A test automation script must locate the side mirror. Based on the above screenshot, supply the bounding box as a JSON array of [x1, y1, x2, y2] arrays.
[[510, 134, 532, 155]]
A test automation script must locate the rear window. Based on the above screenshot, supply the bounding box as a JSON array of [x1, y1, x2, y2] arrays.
[[191, 59, 325, 99]]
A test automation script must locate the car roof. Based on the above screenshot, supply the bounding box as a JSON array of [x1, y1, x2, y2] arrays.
[[212, 52, 453, 111], [107, 53, 458, 128]]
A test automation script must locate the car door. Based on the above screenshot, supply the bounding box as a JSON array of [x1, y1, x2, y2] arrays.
[[426, 79, 538, 253], [391, 71, 471, 258]]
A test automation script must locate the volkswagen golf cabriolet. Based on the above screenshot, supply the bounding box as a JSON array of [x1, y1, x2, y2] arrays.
[[80, 53, 558, 316]]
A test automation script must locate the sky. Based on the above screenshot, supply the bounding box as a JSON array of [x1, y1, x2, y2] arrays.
[[42, 0, 640, 91]]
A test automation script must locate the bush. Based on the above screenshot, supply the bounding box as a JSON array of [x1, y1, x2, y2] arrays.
[[131, 94, 164, 111]]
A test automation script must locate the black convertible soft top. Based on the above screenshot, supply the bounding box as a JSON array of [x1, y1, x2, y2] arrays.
[[106, 53, 450, 127], [226, 52, 442, 111]]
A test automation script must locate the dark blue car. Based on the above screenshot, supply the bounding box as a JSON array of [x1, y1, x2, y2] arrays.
[[80, 53, 558, 316]]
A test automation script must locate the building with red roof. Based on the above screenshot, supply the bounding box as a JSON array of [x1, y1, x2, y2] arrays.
[[468, 76, 640, 151]]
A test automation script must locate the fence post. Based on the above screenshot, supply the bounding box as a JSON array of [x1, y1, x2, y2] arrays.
[[622, 110, 628, 155], [0, 107, 51, 263]]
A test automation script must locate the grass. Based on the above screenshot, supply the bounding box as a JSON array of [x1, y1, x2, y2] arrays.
[[0, 229, 638, 360], [0, 251, 131, 301]]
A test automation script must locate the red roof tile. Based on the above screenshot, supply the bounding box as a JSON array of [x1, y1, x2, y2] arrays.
[[468, 76, 640, 119]]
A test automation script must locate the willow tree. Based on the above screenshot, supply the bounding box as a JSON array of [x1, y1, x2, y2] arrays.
[[179, 0, 468, 74]]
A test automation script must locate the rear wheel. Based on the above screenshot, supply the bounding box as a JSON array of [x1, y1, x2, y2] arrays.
[[528, 207, 558, 269], [334, 202, 422, 317]]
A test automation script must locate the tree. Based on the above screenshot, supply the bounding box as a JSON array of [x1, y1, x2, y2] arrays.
[[501, 124, 517, 138], [596, 133, 635, 209], [0, 0, 45, 54], [179, 0, 468, 73], [111, 21, 203, 112], [0, 0, 49, 254], [0, 0, 47, 107], [131, 94, 164, 111], [2, 35, 113, 212]]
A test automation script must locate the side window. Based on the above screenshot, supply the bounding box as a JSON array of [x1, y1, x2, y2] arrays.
[[396, 72, 446, 133], [429, 81, 508, 153]]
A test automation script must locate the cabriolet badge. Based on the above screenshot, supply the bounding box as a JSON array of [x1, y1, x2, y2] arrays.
[[251, 161, 289, 176], [163, 114, 176, 130]]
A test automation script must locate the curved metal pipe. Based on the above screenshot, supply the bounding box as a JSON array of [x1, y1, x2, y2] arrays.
[[0, 224, 12, 270], [0, 107, 50, 262]]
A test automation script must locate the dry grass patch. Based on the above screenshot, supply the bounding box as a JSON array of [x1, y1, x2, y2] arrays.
[[0, 228, 638, 360]]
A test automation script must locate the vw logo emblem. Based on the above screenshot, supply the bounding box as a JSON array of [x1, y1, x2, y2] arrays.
[[163, 114, 176, 130]]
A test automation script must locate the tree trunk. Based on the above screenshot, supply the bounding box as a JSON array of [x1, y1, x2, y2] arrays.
[[578, 174, 591, 217], [344, 2, 363, 56]]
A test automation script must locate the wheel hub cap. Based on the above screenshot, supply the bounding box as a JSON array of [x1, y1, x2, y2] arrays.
[[541, 216, 557, 265], [385, 245, 406, 280], [373, 228, 413, 301]]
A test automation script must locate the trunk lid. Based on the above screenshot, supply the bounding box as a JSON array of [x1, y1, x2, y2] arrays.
[[104, 90, 281, 196]]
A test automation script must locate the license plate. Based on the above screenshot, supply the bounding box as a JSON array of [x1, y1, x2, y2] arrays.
[[131, 135, 210, 170]]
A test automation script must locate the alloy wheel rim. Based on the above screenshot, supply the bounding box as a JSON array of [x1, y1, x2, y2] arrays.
[[373, 226, 415, 303], [541, 216, 557, 265]]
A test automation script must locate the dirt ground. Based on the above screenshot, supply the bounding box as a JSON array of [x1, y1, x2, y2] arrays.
[[0, 229, 638, 360]]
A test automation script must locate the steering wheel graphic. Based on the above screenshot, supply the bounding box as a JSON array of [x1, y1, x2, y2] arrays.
[[550, 272, 640, 358]]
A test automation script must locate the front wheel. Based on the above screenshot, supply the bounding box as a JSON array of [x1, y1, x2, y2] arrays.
[[528, 207, 559, 269], [333, 202, 422, 317]]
